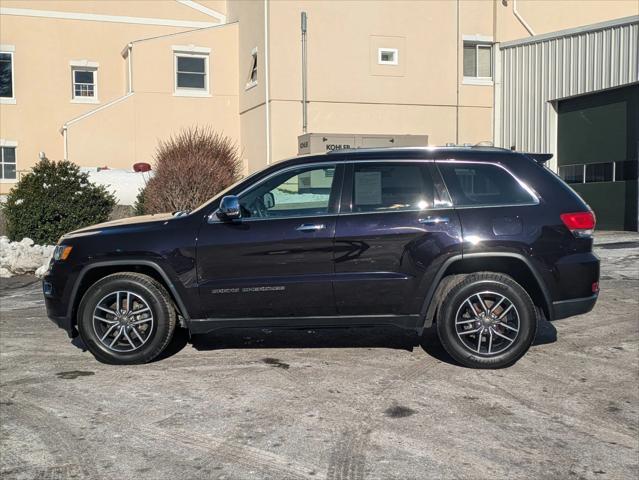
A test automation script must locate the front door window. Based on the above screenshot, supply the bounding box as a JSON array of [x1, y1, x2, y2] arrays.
[[239, 165, 337, 219]]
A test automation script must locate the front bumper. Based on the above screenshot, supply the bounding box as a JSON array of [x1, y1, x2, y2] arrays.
[[552, 293, 598, 320], [47, 312, 77, 338], [43, 264, 80, 338]]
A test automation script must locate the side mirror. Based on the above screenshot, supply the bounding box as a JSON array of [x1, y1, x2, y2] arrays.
[[263, 192, 275, 209], [216, 195, 241, 221]]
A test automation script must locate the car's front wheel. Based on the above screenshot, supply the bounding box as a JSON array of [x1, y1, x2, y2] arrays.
[[436, 272, 537, 369], [77, 272, 176, 364]]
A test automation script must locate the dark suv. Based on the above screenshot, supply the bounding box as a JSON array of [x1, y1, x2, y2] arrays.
[[44, 147, 599, 368]]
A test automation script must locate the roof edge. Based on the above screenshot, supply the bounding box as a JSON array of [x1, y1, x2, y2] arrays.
[[500, 15, 639, 49]]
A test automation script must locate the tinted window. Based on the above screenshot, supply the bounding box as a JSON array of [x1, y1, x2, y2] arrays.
[[615, 161, 638, 181], [585, 162, 613, 183], [558, 164, 584, 184], [352, 163, 434, 212], [239, 165, 336, 219], [438, 162, 535, 207], [0, 52, 12, 98]]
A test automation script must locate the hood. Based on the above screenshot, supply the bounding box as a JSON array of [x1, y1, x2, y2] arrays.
[[62, 212, 177, 239]]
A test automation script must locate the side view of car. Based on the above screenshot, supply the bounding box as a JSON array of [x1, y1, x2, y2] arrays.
[[43, 146, 599, 368]]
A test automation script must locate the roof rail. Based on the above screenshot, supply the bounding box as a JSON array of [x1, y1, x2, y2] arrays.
[[325, 146, 428, 155]]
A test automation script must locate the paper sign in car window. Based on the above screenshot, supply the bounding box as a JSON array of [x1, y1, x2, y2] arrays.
[[355, 171, 382, 205]]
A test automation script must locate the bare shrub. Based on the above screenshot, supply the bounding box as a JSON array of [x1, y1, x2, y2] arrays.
[[142, 127, 241, 214]]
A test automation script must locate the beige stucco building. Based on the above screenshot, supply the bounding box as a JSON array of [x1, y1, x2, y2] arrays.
[[1, 0, 638, 196]]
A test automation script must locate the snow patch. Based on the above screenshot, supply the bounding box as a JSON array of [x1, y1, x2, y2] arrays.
[[0, 236, 55, 278], [81, 168, 153, 206]]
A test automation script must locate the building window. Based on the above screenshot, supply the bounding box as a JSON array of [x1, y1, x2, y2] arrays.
[[1, 145, 17, 180], [174, 47, 210, 96], [585, 162, 613, 183], [615, 161, 639, 181], [72, 68, 98, 101], [463, 39, 492, 84], [558, 161, 638, 184], [558, 164, 584, 184], [246, 47, 258, 90], [377, 48, 398, 65], [0, 46, 15, 103]]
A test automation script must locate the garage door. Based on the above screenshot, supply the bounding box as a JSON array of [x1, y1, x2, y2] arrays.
[[557, 84, 638, 231]]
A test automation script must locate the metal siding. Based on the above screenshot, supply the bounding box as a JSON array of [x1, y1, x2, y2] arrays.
[[499, 19, 639, 153]]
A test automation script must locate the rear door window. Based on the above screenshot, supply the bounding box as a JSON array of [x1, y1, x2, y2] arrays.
[[351, 163, 435, 212], [437, 162, 537, 207]]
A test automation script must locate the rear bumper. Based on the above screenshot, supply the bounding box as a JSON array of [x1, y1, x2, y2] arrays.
[[552, 293, 598, 320]]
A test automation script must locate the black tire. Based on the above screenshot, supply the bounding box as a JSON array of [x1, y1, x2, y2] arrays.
[[436, 272, 537, 369], [77, 272, 176, 365]]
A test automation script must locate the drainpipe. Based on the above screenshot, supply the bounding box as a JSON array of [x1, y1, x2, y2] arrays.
[[455, 0, 459, 144], [125, 43, 133, 93], [264, 0, 271, 165], [62, 126, 68, 161], [301, 11, 308, 134], [512, 0, 535, 36]]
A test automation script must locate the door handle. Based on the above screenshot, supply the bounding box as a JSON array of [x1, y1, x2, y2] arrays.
[[419, 216, 450, 225], [296, 223, 325, 232]]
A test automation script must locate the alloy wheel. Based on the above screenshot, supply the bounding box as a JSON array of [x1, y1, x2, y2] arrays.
[[454, 291, 520, 356], [92, 291, 154, 353]]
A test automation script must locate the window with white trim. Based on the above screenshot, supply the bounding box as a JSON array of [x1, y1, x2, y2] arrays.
[[175, 52, 209, 94], [0, 49, 15, 100], [1, 146, 17, 180], [463, 41, 492, 80], [72, 67, 98, 101], [377, 48, 398, 65], [246, 47, 258, 89]]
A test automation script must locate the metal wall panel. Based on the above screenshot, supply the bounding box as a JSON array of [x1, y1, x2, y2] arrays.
[[498, 17, 639, 154]]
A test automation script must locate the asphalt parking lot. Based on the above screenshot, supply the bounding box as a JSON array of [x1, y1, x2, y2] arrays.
[[1, 232, 638, 480]]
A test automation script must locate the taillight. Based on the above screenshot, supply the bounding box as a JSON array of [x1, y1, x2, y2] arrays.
[[560, 211, 596, 238]]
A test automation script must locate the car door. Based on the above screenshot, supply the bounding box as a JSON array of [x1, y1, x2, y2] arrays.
[[333, 160, 462, 316], [196, 163, 343, 318]]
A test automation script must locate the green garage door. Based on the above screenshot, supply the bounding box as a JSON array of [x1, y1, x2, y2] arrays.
[[557, 85, 638, 231]]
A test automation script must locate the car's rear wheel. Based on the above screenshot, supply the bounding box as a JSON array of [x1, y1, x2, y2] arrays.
[[77, 272, 176, 364], [436, 272, 537, 369]]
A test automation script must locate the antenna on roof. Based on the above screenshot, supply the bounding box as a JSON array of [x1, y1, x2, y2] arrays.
[[474, 140, 494, 147]]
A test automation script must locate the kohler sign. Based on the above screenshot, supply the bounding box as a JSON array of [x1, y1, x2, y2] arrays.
[[297, 133, 428, 155]]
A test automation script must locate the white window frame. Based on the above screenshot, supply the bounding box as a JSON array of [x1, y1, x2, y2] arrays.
[[377, 47, 398, 65], [70, 60, 99, 103], [462, 35, 493, 86], [0, 140, 18, 183], [245, 47, 258, 90], [172, 45, 211, 97], [0, 45, 16, 104]]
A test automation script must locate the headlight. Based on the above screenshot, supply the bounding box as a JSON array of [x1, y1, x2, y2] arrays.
[[53, 245, 73, 261]]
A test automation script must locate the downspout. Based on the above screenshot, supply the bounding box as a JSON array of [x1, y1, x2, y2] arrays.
[[301, 11, 308, 134], [455, 0, 459, 144], [125, 43, 133, 93], [62, 126, 68, 161], [264, 0, 271, 165], [492, 0, 500, 146], [513, 0, 535, 36]]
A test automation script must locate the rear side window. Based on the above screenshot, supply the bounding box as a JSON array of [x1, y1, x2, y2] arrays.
[[437, 162, 536, 207], [352, 163, 434, 212]]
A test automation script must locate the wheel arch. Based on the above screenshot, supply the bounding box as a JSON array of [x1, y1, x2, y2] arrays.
[[69, 260, 190, 327], [420, 253, 553, 329]]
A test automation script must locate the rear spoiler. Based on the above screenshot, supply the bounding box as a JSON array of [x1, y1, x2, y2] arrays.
[[526, 153, 553, 164]]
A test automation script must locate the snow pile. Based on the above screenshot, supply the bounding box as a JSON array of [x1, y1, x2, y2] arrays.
[[81, 168, 153, 206], [0, 237, 54, 278]]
